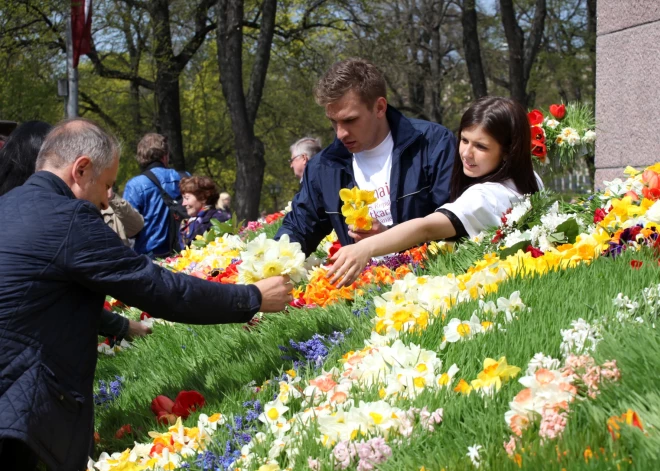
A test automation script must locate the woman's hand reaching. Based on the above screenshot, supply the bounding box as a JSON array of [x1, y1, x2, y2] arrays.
[[325, 243, 373, 288]]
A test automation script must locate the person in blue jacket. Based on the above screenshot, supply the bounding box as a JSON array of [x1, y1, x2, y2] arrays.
[[0, 119, 293, 470], [123, 133, 186, 257], [275, 58, 456, 256]]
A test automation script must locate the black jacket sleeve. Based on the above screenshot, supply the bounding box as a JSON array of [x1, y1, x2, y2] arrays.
[[275, 164, 333, 257], [98, 308, 129, 338], [64, 202, 262, 324]]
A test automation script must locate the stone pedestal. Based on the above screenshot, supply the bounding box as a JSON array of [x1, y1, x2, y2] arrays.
[[595, 1, 660, 188]]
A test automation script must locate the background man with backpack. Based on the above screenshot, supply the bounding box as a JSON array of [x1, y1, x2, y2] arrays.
[[124, 133, 188, 257]]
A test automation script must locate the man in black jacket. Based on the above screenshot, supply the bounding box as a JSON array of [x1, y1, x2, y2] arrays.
[[0, 119, 292, 470]]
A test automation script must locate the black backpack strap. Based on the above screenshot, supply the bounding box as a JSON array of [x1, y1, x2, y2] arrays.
[[142, 170, 177, 205]]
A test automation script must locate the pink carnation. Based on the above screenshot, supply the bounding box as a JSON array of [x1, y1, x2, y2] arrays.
[[504, 435, 517, 456], [539, 407, 569, 441]]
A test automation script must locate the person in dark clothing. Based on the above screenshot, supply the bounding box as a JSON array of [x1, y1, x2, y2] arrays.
[[179, 175, 230, 246], [0, 119, 150, 342], [0, 119, 293, 471], [275, 58, 456, 256], [0, 120, 52, 196]]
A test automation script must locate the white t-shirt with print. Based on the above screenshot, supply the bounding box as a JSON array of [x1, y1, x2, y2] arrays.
[[352, 132, 394, 226]]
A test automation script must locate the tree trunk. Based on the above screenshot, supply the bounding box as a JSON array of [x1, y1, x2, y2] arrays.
[[216, 0, 277, 221], [499, 0, 546, 106], [461, 0, 488, 99], [155, 72, 186, 171], [150, 0, 186, 171]]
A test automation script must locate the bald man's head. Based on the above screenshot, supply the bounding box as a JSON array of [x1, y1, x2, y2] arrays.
[[36, 118, 120, 177]]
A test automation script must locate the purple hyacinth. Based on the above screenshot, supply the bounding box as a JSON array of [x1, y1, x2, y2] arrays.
[[93, 376, 123, 406]]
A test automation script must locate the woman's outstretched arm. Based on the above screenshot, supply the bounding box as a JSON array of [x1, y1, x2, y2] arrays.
[[326, 211, 456, 286]]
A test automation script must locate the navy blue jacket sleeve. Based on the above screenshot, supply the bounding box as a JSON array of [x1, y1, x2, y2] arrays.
[[275, 165, 333, 257], [64, 203, 262, 324], [428, 127, 456, 208], [99, 309, 129, 338]]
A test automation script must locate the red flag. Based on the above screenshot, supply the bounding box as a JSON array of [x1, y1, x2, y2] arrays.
[[71, 0, 92, 68]]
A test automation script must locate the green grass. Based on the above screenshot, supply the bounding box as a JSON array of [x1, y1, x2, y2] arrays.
[[94, 246, 660, 469]]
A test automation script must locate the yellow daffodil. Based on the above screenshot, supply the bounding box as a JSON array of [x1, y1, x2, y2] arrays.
[[471, 357, 520, 393], [345, 205, 373, 231], [624, 166, 641, 176], [454, 378, 473, 395]]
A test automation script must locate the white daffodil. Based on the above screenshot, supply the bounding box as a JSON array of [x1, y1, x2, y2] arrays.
[[444, 314, 483, 343], [546, 118, 560, 129], [582, 129, 596, 144], [435, 363, 460, 388], [467, 444, 483, 468], [259, 400, 289, 425]]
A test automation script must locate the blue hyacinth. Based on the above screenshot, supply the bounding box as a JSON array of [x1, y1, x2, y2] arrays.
[[93, 375, 123, 406]]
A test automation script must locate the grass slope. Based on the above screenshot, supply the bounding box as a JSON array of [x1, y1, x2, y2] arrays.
[[94, 247, 660, 470]]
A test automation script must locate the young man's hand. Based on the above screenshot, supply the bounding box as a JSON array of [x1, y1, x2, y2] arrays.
[[348, 219, 387, 242], [254, 275, 294, 312]]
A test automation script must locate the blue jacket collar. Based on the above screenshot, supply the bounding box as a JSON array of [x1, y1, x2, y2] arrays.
[[321, 105, 422, 168], [27, 171, 76, 200]]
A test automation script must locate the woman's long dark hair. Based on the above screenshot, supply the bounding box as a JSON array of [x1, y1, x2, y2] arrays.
[[0, 120, 52, 196], [449, 96, 539, 201]]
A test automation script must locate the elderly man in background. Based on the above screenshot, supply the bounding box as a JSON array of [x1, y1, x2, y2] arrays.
[[0, 119, 293, 470], [289, 136, 322, 182], [216, 191, 232, 221]]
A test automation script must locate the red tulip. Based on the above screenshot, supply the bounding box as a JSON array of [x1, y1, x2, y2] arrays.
[[151, 395, 174, 416], [531, 140, 547, 158], [642, 170, 659, 186], [172, 390, 205, 419], [549, 104, 566, 120], [157, 412, 178, 425], [624, 190, 639, 201], [328, 241, 342, 259], [525, 245, 545, 258], [103, 301, 112, 311], [593, 208, 607, 223], [530, 125, 545, 143], [528, 109, 544, 126], [642, 187, 660, 201], [115, 424, 133, 439], [630, 260, 643, 269]]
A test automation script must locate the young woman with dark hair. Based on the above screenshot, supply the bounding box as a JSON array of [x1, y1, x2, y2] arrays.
[[326, 96, 543, 286], [0, 120, 52, 196]]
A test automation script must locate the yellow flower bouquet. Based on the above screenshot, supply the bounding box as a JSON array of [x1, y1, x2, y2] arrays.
[[339, 187, 377, 231]]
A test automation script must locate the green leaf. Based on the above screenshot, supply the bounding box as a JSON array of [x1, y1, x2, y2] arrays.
[[555, 218, 580, 244], [499, 240, 531, 259]]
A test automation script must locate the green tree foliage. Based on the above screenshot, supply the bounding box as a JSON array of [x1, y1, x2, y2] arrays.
[[0, 0, 597, 211]]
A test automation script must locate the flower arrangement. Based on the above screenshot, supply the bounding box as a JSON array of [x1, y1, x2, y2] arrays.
[[528, 102, 596, 166], [339, 187, 377, 230], [90, 164, 660, 471], [237, 233, 307, 284]]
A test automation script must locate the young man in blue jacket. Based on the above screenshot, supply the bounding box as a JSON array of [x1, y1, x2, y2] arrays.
[[0, 119, 293, 470], [275, 58, 456, 256], [123, 133, 185, 257]]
